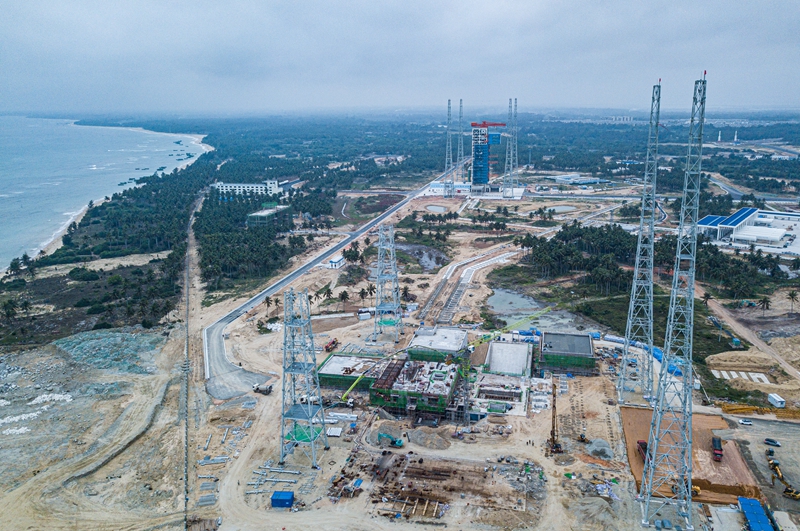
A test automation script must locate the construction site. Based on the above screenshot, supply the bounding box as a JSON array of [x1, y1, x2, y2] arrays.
[[3, 90, 800, 531]]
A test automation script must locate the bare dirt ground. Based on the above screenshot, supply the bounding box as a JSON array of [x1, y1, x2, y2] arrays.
[[620, 406, 760, 504]]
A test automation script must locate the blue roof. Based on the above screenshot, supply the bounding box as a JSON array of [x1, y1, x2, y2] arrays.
[[720, 207, 758, 228], [738, 497, 772, 531], [698, 215, 726, 227]]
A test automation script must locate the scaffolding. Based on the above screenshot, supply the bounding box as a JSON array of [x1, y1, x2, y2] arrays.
[[371, 225, 403, 343], [443, 99, 455, 198], [279, 288, 329, 468]]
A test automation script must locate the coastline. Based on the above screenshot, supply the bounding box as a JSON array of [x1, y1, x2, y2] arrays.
[[2, 124, 214, 276]]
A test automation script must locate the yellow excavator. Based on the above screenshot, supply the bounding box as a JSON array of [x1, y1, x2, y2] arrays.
[[768, 458, 800, 500]]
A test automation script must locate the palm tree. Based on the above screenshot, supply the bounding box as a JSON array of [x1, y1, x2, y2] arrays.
[[758, 296, 771, 317], [788, 290, 798, 315], [367, 283, 376, 305], [3, 299, 18, 324], [272, 296, 281, 316], [358, 288, 367, 306], [19, 299, 31, 318], [701, 293, 712, 306], [401, 285, 410, 301], [264, 297, 272, 315], [338, 290, 349, 312], [324, 287, 333, 302]]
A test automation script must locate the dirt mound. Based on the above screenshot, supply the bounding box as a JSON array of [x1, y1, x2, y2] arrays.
[[705, 349, 778, 372], [771, 335, 800, 369], [564, 496, 616, 530], [585, 438, 613, 460], [408, 427, 451, 450]]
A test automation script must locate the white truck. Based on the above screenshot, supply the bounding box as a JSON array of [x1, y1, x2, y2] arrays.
[[768, 393, 786, 408], [253, 382, 273, 395]]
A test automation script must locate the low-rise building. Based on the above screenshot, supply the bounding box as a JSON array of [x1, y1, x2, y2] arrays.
[[212, 180, 280, 195]]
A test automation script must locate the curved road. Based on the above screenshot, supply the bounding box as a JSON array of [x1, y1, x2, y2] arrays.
[[203, 163, 465, 399]]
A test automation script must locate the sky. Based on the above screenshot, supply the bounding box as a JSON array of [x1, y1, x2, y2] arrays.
[[1, 1, 798, 115]]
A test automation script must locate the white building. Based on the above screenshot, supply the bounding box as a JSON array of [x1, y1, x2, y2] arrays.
[[211, 180, 280, 195], [327, 255, 346, 269], [699, 207, 788, 245]]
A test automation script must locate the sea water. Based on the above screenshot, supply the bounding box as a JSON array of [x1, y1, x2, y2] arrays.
[[0, 116, 208, 269]]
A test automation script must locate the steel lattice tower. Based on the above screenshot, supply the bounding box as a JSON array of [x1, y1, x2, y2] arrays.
[[457, 99, 466, 182], [502, 98, 519, 198], [279, 288, 329, 468], [443, 100, 455, 197], [618, 83, 661, 404], [639, 77, 707, 531], [371, 225, 403, 343]]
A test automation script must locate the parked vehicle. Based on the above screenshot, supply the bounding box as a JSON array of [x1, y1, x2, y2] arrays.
[[711, 436, 723, 461], [253, 382, 273, 395], [765, 438, 782, 447], [637, 440, 649, 462], [738, 419, 753, 426]]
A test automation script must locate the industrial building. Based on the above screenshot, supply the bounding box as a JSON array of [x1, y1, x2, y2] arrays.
[[698, 207, 789, 245], [317, 354, 390, 390], [485, 341, 532, 377], [369, 357, 460, 418], [408, 326, 468, 358], [326, 255, 346, 269], [547, 174, 611, 186], [245, 204, 291, 228], [539, 332, 597, 376], [211, 180, 280, 195]]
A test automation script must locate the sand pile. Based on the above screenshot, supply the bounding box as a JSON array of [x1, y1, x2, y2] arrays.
[[408, 426, 451, 450], [705, 349, 778, 372], [564, 497, 617, 530], [771, 335, 800, 369]]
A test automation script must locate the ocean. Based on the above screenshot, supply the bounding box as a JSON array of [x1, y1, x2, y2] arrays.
[[0, 116, 209, 270]]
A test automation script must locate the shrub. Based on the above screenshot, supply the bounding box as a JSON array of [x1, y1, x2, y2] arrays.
[[68, 267, 100, 282]]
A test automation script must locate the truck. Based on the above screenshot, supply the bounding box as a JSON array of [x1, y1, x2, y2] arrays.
[[769, 393, 786, 409], [253, 382, 273, 395], [324, 338, 339, 352], [637, 440, 649, 462], [711, 436, 723, 461]]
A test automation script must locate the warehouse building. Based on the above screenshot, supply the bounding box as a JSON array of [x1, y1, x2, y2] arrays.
[[245, 204, 291, 228], [408, 326, 468, 361], [317, 354, 389, 390], [699, 207, 786, 244], [539, 332, 597, 376], [485, 341, 532, 377]]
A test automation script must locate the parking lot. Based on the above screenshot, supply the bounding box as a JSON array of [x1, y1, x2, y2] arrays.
[[717, 416, 800, 513]]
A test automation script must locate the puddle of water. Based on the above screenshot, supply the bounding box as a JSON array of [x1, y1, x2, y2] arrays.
[[549, 205, 576, 213], [396, 243, 449, 271], [487, 288, 588, 334], [426, 205, 448, 213]]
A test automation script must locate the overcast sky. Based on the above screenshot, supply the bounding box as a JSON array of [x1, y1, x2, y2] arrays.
[[1, 1, 798, 115]]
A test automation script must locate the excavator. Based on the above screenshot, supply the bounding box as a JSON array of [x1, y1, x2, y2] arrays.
[[377, 433, 404, 448], [768, 458, 800, 500], [671, 481, 701, 497]]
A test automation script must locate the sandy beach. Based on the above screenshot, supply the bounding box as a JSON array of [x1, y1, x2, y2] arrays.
[[1, 129, 214, 276]]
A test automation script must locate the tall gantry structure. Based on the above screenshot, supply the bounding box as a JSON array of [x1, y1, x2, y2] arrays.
[[502, 98, 519, 199], [279, 288, 329, 468], [457, 99, 466, 182], [443, 100, 455, 198], [372, 225, 403, 343], [617, 83, 661, 404], [639, 77, 707, 531]]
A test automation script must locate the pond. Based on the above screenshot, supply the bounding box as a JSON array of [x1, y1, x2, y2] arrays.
[[487, 288, 591, 333], [426, 205, 448, 213], [549, 205, 576, 213], [395, 243, 449, 272]]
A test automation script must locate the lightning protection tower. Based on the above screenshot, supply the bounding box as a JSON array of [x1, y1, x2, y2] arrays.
[[502, 98, 519, 199], [617, 83, 661, 404], [371, 225, 403, 343], [279, 287, 329, 468], [443, 100, 455, 198], [639, 76, 707, 531], [457, 99, 466, 182]]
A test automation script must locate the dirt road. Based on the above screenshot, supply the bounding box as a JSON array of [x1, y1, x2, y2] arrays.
[[695, 284, 800, 381]]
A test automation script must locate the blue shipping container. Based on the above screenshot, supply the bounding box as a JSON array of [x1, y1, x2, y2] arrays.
[[271, 491, 295, 508]]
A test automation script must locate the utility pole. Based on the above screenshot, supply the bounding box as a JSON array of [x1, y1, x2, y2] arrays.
[[618, 82, 661, 404], [639, 76, 707, 531], [279, 288, 329, 468]]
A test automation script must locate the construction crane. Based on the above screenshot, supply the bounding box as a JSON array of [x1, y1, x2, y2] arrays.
[[549, 378, 562, 453]]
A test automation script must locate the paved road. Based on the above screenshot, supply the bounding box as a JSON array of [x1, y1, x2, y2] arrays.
[[203, 162, 465, 399]]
